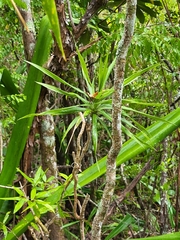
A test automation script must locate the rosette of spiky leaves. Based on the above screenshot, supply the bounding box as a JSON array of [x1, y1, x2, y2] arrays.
[[24, 50, 161, 156]]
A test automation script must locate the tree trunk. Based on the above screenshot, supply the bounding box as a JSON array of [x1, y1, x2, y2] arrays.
[[91, 0, 137, 238]]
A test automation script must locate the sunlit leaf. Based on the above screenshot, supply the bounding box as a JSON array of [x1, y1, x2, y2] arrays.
[[42, 0, 66, 60], [17, 168, 33, 183], [30, 188, 36, 201], [76, 49, 93, 94], [26, 61, 87, 97], [105, 214, 135, 240], [124, 63, 159, 86], [14, 199, 27, 214], [92, 114, 98, 154], [0, 16, 52, 215], [13, 187, 25, 197], [38, 82, 88, 104]]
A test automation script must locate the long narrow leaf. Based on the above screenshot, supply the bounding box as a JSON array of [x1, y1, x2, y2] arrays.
[[123, 105, 170, 123], [123, 98, 164, 107], [38, 82, 88, 104], [105, 214, 135, 240], [76, 49, 93, 94], [92, 114, 98, 154], [124, 63, 159, 86], [98, 56, 116, 92], [0, 68, 19, 95], [26, 61, 87, 97], [42, 0, 66, 60], [0, 16, 52, 216], [64, 108, 180, 196], [4, 108, 180, 239], [133, 232, 180, 240], [20, 106, 86, 119]]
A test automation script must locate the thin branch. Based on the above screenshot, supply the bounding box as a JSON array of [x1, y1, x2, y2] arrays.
[[10, 0, 29, 32], [105, 157, 152, 222], [74, 0, 108, 39], [66, 0, 76, 31], [72, 113, 91, 239], [91, 1, 137, 239]]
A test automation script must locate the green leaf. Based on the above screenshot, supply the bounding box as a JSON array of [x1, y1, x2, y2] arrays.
[[61, 115, 81, 146], [17, 168, 33, 183], [92, 114, 98, 154], [30, 222, 40, 232], [22, 201, 36, 213], [98, 56, 116, 92], [20, 106, 86, 119], [94, 88, 114, 100], [26, 62, 87, 97], [13, 187, 25, 197], [138, 2, 157, 18], [76, 49, 93, 94], [30, 188, 36, 201], [64, 108, 180, 196], [4, 109, 180, 239], [38, 82, 88, 104], [124, 64, 159, 86], [36, 200, 55, 213], [123, 98, 164, 107], [35, 191, 52, 199], [4, 211, 35, 240], [105, 214, 135, 240], [3, 211, 11, 224], [0, 197, 21, 201], [42, 0, 66, 60], [13, 0, 27, 9], [0, 68, 19, 110], [33, 166, 43, 185], [14, 199, 27, 214], [61, 221, 79, 229], [133, 232, 180, 240], [0, 68, 19, 95], [123, 106, 171, 123], [0, 15, 52, 215]]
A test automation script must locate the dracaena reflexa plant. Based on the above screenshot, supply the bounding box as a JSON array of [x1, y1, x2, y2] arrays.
[[24, 51, 162, 154]]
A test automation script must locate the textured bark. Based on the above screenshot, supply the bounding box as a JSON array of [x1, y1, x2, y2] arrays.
[[49, 0, 109, 167], [91, 1, 137, 239], [39, 94, 65, 240], [19, 0, 36, 197], [105, 157, 152, 222], [19, 0, 36, 61]]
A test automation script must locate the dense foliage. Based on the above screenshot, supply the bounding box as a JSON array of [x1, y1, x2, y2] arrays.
[[0, 0, 180, 239]]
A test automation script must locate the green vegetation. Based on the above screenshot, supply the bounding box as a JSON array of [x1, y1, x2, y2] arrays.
[[0, 0, 180, 239]]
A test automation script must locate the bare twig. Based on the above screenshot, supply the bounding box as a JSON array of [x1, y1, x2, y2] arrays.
[[74, 0, 108, 39], [80, 194, 90, 240], [69, 37, 102, 58], [10, 0, 29, 32], [105, 157, 152, 221], [91, 1, 137, 239], [66, 0, 76, 31], [72, 112, 91, 239]]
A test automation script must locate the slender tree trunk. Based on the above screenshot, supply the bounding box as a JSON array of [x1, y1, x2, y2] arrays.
[[19, 0, 36, 180], [19, 0, 36, 61], [39, 91, 65, 240], [91, 1, 137, 239]]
